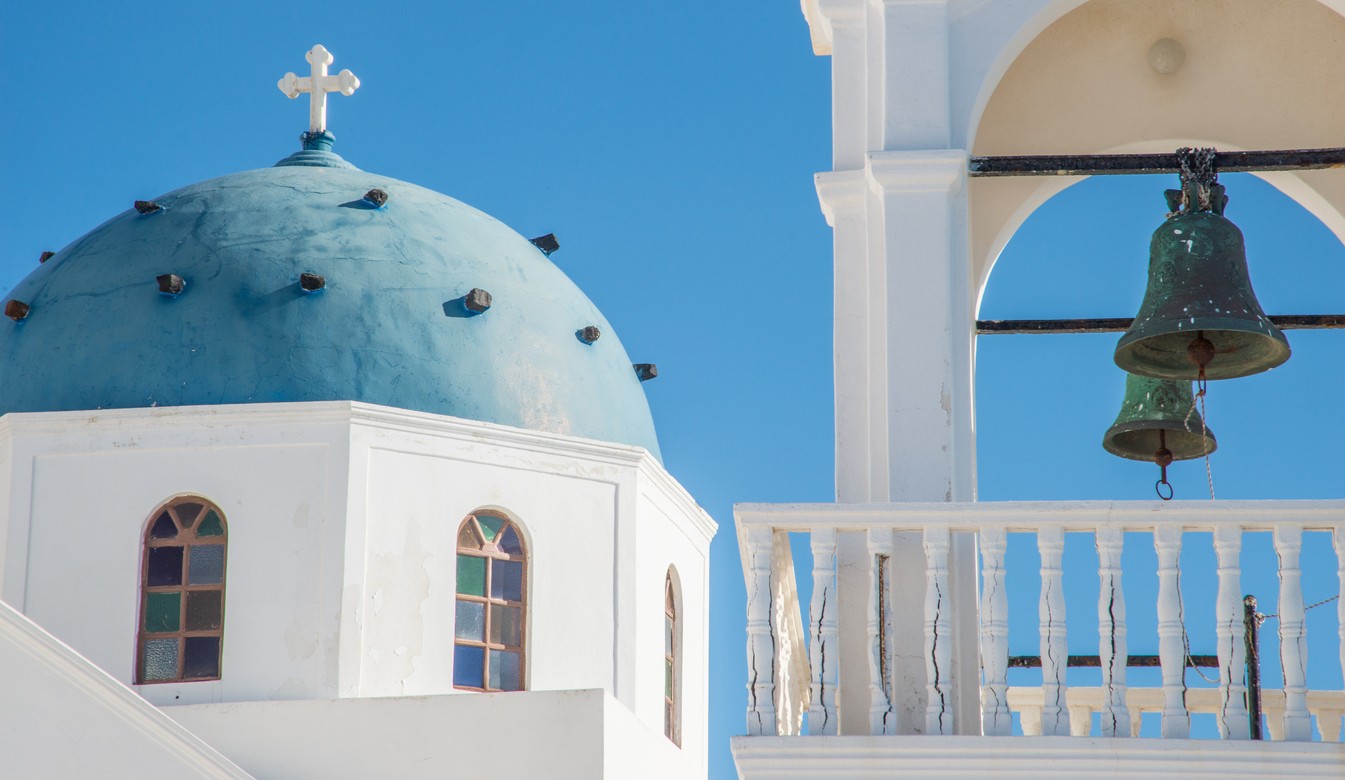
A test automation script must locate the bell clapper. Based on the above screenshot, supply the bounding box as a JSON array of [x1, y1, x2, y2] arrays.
[[1154, 429, 1175, 500]]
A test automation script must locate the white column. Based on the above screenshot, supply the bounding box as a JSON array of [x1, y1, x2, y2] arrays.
[[978, 527, 1010, 736], [817, 170, 874, 504], [744, 526, 778, 735], [1274, 525, 1311, 741], [1336, 524, 1345, 742], [1096, 527, 1130, 736], [922, 527, 953, 734], [872, 0, 951, 151], [1213, 526, 1250, 740], [808, 528, 840, 735], [1038, 526, 1069, 736], [1154, 524, 1189, 738], [817, 0, 868, 169]]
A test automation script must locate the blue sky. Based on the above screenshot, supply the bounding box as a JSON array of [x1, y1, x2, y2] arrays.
[[3, 3, 1342, 777]]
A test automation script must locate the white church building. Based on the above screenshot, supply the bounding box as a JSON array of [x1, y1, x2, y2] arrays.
[[6, 1, 1345, 778]]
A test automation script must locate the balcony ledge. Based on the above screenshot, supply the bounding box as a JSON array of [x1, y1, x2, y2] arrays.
[[732, 734, 1345, 779]]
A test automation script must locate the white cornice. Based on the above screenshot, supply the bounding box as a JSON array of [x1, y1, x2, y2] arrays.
[[866, 149, 968, 194], [732, 734, 1345, 779], [815, 169, 867, 226], [0, 600, 251, 778]]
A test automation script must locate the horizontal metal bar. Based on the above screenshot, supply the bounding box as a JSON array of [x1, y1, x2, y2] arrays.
[[969, 148, 1345, 177], [976, 314, 1345, 335], [1008, 654, 1219, 669]]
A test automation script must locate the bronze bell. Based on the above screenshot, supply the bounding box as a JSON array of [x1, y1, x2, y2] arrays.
[[1114, 185, 1289, 380], [1103, 373, 1216, 462]]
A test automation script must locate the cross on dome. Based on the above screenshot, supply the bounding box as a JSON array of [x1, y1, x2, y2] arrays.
[[277, 45, 360, 135]]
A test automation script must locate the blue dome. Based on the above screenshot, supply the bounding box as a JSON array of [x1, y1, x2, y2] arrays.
[[0, 146, 660, 459]]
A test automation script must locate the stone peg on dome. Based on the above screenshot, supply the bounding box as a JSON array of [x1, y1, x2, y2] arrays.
[[277, 44, 360, 135]]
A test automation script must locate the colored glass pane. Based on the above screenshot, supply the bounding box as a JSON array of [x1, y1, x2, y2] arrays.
[[149, 512, 178, 539], [666, 659, 674, 696], [497, 526, 523, 555], [477, 515, 504, 542], [185, 591, 222, 631], [147, 546, 184, 587], [665, 615, 673, 656], [175, 503, 204, 529], [141, 638, 179, 682], [144, 592, 180, 633], [454, 644, 484, 688], [491, 560, 523, 602], [457, 522, 481, 550], [489, 649, 521, 691], [490, 604, 522, 647], [183, 636, 220, 679], [187, 544, 225, 585], [456, 555, 486, 596], [196, 510, 224, 537], [455, 600, 485, 641]]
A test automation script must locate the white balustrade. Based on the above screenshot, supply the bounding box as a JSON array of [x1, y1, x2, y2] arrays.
[[1038, 525, 1070, 736], [744, 525, 777, 736], [866, 529, 895, 735], [1274, 524, 1311, 741], [1153, 524, 1189, 738], [734, 500, 1345, 743], [1213, 526, 1250, 740], [1095, 527, 1129, 736], [808, 528, 839, 735], [978, 527, 1010, 736], [923, 527, 953, 735]]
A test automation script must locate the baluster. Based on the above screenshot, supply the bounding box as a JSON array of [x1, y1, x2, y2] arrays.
[[1096, 526, 1130, 736], [1154, 524, 1189, 738], [1274, 524, 1311, 741], [745, 525, 778, 735], [1038, 526, 1070, 736], [923, 527, 953, 735], [979, 527, 1011, 736], [867, 529, 894, 735], [1213, 526, 1250, 739], [808, 528, 840, 735]]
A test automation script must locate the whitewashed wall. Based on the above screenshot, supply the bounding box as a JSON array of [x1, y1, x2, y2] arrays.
[[0, 401, 714, 775]]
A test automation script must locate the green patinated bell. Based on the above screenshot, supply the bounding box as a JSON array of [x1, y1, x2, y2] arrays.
[[1114, 186, 1290, 380], [1103, 373, 1216, 462]]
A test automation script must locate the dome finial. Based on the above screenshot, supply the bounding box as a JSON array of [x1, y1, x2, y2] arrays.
[[277, 45, 360, 143]]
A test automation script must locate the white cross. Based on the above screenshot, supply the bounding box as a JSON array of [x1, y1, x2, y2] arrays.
[[277, 45, 360, 135]]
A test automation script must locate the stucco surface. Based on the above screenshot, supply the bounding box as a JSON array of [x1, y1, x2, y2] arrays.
[[0, 149, 660, 458]]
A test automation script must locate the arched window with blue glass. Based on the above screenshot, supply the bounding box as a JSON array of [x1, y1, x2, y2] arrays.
[[454, 510, 527, 691], [136, 497, 227, 683]]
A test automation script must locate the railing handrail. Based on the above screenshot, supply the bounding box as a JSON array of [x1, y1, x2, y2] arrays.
[[735, 499, 1345, 533]]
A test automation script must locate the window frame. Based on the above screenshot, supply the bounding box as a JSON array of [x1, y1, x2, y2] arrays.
[[453, 510, 528, 692], [665, 566, 682, 746], [135, 496, 228, 685]]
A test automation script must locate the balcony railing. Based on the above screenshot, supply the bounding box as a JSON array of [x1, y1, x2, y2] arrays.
[[736, 500, 1345, 742]]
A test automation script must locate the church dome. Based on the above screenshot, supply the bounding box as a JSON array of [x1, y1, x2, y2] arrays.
[[0, 144, 661, 458]]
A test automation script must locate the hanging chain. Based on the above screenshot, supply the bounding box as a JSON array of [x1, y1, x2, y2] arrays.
[[1177, 147, 1219, 212], [1255, 594, 1341, 624], [1181, 371, 1216, 500]]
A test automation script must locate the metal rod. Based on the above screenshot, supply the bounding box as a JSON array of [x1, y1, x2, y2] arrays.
[[1244, 595, 1263, 741], [970, 148, 1345, 178], [976, 314, 1345, 335], [1007, 654, 1218, 669]]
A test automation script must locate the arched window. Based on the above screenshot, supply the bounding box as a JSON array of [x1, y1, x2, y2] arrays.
[[664, 567, 681, 746], [136, 497, 227, 683], [454, 511, 527, 691]]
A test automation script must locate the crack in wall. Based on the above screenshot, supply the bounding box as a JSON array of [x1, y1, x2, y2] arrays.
[[816, 584, 830, 734], [1043, 578, 1064, 730], [986, 558, 1006, 720], [931, 580, 946, 733], [1106, 583, 1119, 735]]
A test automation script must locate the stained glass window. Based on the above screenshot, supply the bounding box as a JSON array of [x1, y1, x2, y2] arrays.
[[454, 511, 526, 692], [665, 568, 681, 746], [136, 497, 226, 684]]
